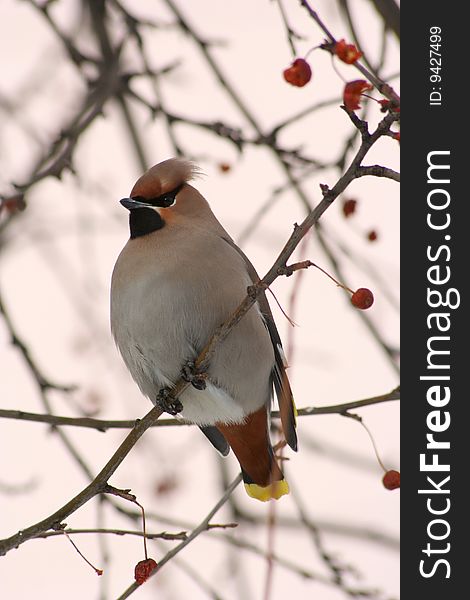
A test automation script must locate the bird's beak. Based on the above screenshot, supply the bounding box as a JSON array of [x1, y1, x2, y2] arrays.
[[120, 198, 149, 210]]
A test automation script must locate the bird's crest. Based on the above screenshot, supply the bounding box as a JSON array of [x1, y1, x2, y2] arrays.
[[130, 158, 202, 199]]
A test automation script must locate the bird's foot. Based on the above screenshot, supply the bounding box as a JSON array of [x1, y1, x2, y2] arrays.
[[182, 361, 207, 391], [155, 387, 183, 416]]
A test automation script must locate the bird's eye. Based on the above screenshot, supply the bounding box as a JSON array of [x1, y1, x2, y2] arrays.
[[159, 192, 177, 208], [133, 184, 183, 208]]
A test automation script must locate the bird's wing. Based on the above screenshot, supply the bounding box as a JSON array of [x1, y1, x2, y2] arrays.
[[220, 236, 298, 452], [199, 425, 231, 456]]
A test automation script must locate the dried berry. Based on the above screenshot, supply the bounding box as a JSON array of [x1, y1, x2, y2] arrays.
[[334, 39, 362, 64], [342, 198, 357, 218], [343, 80, 373, 111], [383, 470, 400, 490], [135, 558, 158, 585], [283, 58, 312, 87], [378, 99, 400, 113]]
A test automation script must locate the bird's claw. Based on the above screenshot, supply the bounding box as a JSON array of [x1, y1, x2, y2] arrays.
[[155, 387, 183, 416], [182, 361, 207, 391]]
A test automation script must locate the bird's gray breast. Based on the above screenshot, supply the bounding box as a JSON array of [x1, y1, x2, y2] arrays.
[[110, 229, 274, 424]]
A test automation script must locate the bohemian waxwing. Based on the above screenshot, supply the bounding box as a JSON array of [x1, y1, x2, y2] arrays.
[[111, 158, 297, 501]]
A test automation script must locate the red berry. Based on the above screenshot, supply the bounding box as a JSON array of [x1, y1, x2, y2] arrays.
[[155, 475, 178, 496], [342, 198, 357, 217], [283, 58, 312, 87], [367, 230, 378, 242], [343, 79, 373, 111], [135, 558, 158, 585], [378, 99, 390, 112], [382, 470, 400, 490], [334, 39, 362, 64], [1, 194, 26, 215], [351, 288, 374, 309], [219, 162, 231, 173], [378, 99, 400, 113]]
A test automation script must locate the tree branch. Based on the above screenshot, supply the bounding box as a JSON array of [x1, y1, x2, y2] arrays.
[[0, 388, 399, 430], [0, 405, 162, 556], [356, 164, 400, 182], [116, 474, 243, 599]]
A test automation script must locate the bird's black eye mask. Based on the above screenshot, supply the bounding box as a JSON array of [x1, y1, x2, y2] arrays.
[[132, 183, 184, 208]]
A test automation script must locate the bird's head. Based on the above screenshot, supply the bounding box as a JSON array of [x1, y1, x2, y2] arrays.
[[120, 158, 203, 238]]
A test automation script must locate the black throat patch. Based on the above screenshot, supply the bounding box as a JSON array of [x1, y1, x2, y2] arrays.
[[129, 208, 165, 238]]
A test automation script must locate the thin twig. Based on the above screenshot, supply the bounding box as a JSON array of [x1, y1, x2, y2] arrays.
[[276, 0, 299, 57], [356, 165, 400, 182], [0, 292, 75, 393], [0, 405, 162, 556], [34, 528, 189, 541], [116, 474, 243, 599], [0, 388, 399, 429]]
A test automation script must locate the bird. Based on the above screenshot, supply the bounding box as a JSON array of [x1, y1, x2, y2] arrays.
[[111, 158, 297, 501]]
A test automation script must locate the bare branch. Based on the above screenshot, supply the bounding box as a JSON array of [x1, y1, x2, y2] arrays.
[[116, 474, 243, 599], [0, 383, 399, 432], [356, 164, 400, 182], [32, 522, 237, 542], [0, 405, 162, 556], [0, 292, 75, 393]]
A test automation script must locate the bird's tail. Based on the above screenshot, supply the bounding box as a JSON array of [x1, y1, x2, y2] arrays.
[[217, 406, 289, 502]]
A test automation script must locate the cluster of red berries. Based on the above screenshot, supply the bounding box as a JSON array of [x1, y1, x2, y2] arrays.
[[282, 38, 400, 124], [283, 38, 363, 88]]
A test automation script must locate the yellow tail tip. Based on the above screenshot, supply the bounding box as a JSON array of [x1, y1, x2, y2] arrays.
[[244, 479, 290, 502], [292, 399, 298, 423]]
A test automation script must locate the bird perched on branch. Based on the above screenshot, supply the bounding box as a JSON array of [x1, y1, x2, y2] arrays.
[[111, 158, 297, 501]]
